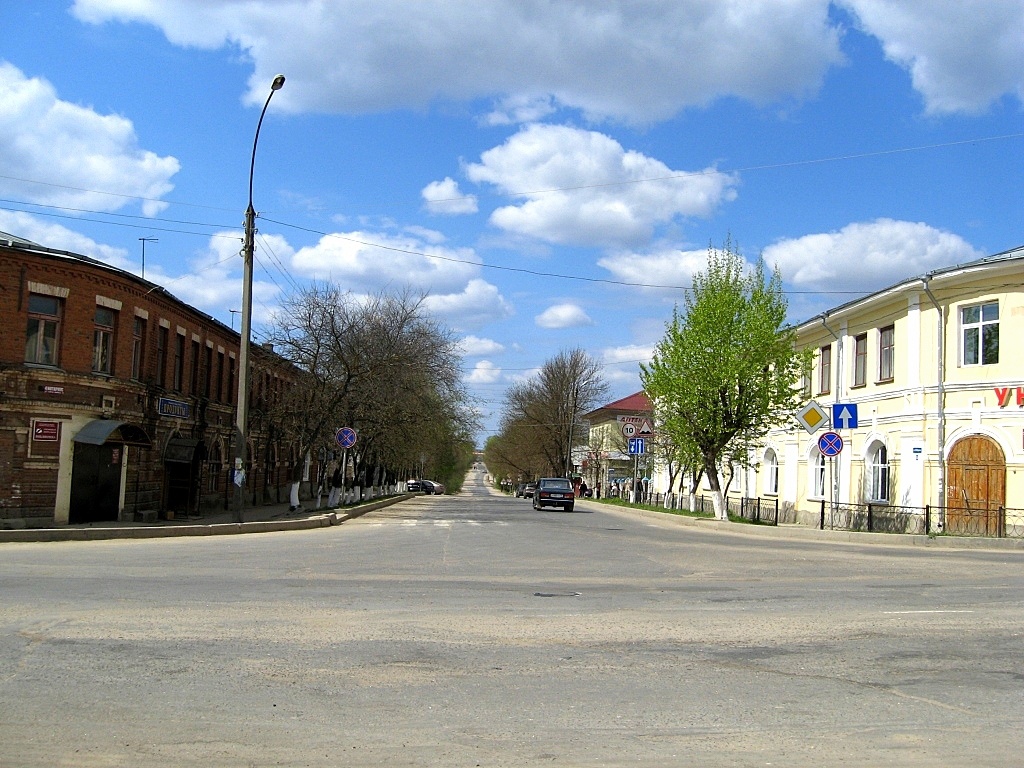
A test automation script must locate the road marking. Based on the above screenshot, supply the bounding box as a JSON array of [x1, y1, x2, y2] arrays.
[[882, 610, 975, 614]]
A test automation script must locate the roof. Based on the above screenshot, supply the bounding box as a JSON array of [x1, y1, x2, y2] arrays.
[[584, 390, 652, 421], [795, 243, 1024, 331]]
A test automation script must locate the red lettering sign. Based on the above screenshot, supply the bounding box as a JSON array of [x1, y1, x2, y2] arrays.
[[32, 421, 61, 442], [993, 386, 1024, 408]]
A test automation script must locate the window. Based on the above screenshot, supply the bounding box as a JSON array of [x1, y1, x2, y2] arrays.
[[818, 345, 831, 395], [25, 294, 62, 365], [156, 326, 169, 386], [763, 449, 778, 495], [227, 356, 236, 405], [204, 345, 213, 398], [208, 441, 222, 492], [868, 443, 890, 502], [216, 351, 225, 402], [173, 332, 185, 391], [878, 325, 894, 382], [853, 333, 867, 387], [190, 339, 201, 394], [131, 317, 146, 381], [92, 306, 116, 374], [961, 301, 999, 366], [812, 453, 826, 498]]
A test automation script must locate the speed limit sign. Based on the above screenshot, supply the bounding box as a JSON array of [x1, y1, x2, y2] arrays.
[[621, 422, 637, 438]]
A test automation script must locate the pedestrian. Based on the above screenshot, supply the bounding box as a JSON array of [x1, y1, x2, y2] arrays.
[[579, 480, 588, 498], [595, 482, 601, 499]]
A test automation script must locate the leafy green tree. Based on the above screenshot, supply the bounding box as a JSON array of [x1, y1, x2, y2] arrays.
[[641, 241, 808, 520]]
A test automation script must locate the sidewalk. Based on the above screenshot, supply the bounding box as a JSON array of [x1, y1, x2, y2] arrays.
[[580, 496, 1024, 551], [0, 494, 411, 543]]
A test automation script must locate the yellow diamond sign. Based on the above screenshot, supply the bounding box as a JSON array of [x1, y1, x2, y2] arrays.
[[795, 400, 830, 434]]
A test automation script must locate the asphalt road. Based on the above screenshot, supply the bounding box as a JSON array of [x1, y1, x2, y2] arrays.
[[2, 468, 1022, 767]]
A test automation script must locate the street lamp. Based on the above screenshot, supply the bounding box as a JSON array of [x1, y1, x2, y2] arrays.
[[233, 73, 285, 522]]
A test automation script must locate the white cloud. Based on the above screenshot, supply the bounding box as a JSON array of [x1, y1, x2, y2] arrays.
[[0, 61, 179, 216], [422, 177, 478, 215], [482, 94, 557, 126], [291, 230, 480, 294], [72, 0, 842, 123], [841, 0, 1024, 114], [603, 344, 656, 366], [598, 248, 712, 293], [466, 124, 737, 249], [763, 219, 983, 293], [0, 210, 130, 267], [459, 335, 506, 356], [535, 303, 593, 329], [422, 278, 514, 331], [466, 360, 502, 384]]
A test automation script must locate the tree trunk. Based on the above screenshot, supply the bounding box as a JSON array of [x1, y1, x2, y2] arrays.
[[704, 459, 728, 520]]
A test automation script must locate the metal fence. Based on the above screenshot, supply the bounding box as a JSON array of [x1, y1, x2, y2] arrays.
[[817, 501, 1024, 538], [627, 491, 779, 526]]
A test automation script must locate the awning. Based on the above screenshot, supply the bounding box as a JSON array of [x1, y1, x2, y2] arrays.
[[74, 419, 152, 447], [164, 437, 202, 464]]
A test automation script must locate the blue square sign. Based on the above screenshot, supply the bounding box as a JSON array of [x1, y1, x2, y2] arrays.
[[831, 403, 858, 429]]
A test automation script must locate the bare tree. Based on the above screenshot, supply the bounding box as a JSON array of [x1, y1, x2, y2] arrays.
[[498, 348, 609, 478]]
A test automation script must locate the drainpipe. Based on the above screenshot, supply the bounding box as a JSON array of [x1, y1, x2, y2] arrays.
[[921, 277, 946, 531]]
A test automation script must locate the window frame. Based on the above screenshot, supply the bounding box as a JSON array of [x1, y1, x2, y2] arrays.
[[25, 293, 62, 366], [173, 332, 185, 391], [811, 453, 826, 498], [961, 301, 999, 366], [818, 345, 831, 395], [92, 306, 116, 375], [131, 317, 146, 381], [868, 443, 890, 502], [877, 325, 895, 383], [763, 449, 779, 495], [853, 333, 867, 388]]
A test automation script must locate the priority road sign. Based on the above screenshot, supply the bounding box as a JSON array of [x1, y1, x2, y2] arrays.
[[795, 400, 830, 434], [817, 431, 843, 457]]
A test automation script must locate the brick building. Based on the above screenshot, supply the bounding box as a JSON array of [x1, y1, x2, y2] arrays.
[[0, 232, 305, 528]]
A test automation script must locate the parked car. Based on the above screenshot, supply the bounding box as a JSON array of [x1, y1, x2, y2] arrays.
[[421, 480, 445, 495], [532, 477, 575, 511], [523, 482, 537, 499], [406, 479, 423, 492], [514, 483, 527, 497]]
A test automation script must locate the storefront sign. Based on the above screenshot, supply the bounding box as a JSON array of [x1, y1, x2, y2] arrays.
[[158, 397, 191, 419], [994, 387, 1024, 408], [32, 420, 61, 442]]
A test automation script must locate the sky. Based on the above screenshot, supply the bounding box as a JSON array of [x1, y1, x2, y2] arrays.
[[1, 1, 1022, 444]]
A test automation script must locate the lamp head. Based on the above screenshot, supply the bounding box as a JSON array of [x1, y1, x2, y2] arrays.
[[271, 74, 286, 91]]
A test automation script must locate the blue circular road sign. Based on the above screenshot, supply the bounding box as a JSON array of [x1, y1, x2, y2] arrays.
[[336, 426, 357, 449], [817, 430, 843, 457]]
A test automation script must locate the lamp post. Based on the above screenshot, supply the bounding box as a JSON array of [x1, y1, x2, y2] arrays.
[[233, 73, 285, 523]]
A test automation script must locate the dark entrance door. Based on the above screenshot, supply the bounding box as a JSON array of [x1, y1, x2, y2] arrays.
[[946, 435, 1006, 536], [69, 443, 123, 524]]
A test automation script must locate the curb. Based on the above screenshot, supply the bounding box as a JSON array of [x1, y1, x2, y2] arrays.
[[580, 499, 1024, 551], [0, 494, 409, 544]]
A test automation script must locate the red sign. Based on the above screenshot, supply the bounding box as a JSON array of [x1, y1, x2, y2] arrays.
[[32, 420, 61, 442], [994, 387, 1024, 408]]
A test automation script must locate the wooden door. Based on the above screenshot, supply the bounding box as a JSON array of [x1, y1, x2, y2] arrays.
[[946, 436, 1005, 536]]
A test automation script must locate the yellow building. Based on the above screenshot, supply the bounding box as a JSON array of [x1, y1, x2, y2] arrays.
[[755, 245, 1023, 535]]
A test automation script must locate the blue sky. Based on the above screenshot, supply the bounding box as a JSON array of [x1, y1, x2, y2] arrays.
[[1, 1, 1022, 443]]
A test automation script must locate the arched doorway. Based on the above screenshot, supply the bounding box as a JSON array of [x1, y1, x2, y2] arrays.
[[946, 435, 1006, 536]]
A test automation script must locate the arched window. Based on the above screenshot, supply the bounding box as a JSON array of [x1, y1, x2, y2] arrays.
[[207, 440, 222, 492], [764, 449, 779, 494], [812, 453, 826, 498], [868, 443, 890, 502]]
